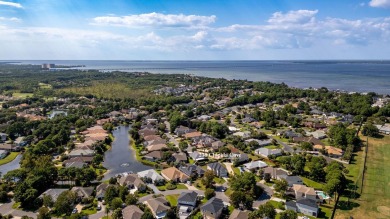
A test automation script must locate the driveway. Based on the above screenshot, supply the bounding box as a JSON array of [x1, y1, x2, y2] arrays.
[[89, 201, 107, 219], [147, 184, 161, 194], [223, 162, 235, 176]]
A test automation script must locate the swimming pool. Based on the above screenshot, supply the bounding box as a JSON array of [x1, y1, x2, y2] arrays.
[[316, 191, 330, 199]]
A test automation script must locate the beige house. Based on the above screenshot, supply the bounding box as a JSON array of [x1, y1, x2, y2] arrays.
[[161, 167, 189, 183], [293, 184, 317, 200]]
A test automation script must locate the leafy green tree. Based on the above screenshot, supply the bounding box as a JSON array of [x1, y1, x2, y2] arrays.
[[0, 191, 8, 203], [125, 194, 138, 205], [104, 185, 119, 205], [279, 209, 298, 219], [112, 208, 123, 219], [164, 207, 178, 219], [204, 188, 215, 200], [111, 197, 123, 210], [274, 179, 288, 196], [42, 194, 54, 208], [37, 207, 51, 219], [54, 191, 77, 215], [361, 123, 379, 137], [229, 172, 263, 198], [201, 171, 215, 189], [229, 191, 253, 209], [249, 202, 276, 219], [300, 142, 313, 151]]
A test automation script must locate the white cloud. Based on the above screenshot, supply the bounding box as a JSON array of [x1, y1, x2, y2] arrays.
[[0, 1, 22, 8], [0, 17, 21, 22], [92, 12, 216, 28], [268, 10, 318, 24], [369, 0, 390, 8]]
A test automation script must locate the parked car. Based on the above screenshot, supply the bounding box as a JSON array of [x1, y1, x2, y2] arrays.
[[72, 208, 78, 214], [97, 205, 101, 211]]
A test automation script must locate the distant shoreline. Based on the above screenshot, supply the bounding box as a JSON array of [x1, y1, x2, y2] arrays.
[[3, 61, 390, 95]]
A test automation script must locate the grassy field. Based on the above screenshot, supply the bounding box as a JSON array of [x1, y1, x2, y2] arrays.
[[38, 82, 52, 89], [12, 92, 33, 99], [165, 194, 179, 206], [0, 152, 20, 165], [60, 82, 152, 99], [335, 135, 390, 219], [302, 177, 324, 190]]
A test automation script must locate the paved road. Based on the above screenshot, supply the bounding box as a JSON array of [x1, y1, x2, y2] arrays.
[[0, 201, 37, 219], [268, 135, 300, 153], [253, 182, 274, 208]]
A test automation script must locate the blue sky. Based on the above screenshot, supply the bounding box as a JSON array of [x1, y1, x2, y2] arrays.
[[0, 0, 390, 59]]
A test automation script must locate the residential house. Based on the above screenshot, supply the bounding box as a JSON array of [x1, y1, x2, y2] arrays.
[[263, 167, 289, 180], [0, 143, 19, 152], [376, 124, 390, 135], [292, 184, 316, 200], [198, 115, 211, 121], [39, 189, 68, 202], [189, 151, 207, 162], [118, 174, 146, 192], [0, 150, 9, 159], [143, 151, 164, 161], [286, 199, 319, 217], [96, 183, 110, 200], [255, 148, 282, 157], [325, 146, 343, 158], [243, 160, 268, 172], [14, 136, 28, 147], [244, 139, 272, 147], [207, 163, 228, 177], [229, 210, 249, 219], [122, 205, 144, 219], [211, 141, 225, 151], [230, 152, 249, 164], [137, 169, 164, 183], [71, 187, 94, 201], [184, 132, 202, 139], [161, 167, 190, 183], [68, 149, 94, 158], [280, 175, 303, 187], [0, 133, 8, 142], [172, 152, 188, 163], [283, 130, 302, 138], [146, 143, 168, 152], [200, 197, 224, 219], [179, 165, 205, 178], [232, 131, 251, 139], [174, 126, 195, 137], [307, 130, 327, 139], [178, 191, 198, 217], [144, 197, 170, 219]]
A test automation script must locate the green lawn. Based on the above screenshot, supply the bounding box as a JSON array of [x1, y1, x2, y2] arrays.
[[214, 177, 225, 184], [81, 208, 97, 215], [336, 135, 390, 218], [12, 92, 33, 99], [0, 152, 20, 166], [268, 200, 285, 210], [232, 167, 241, 175], [302, 177, 324, 190], [165, 194, 179, 206], [38, 82, 52, 89]]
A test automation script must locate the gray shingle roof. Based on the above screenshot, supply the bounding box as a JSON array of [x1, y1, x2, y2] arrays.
[[201, 197, 224, 214]]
